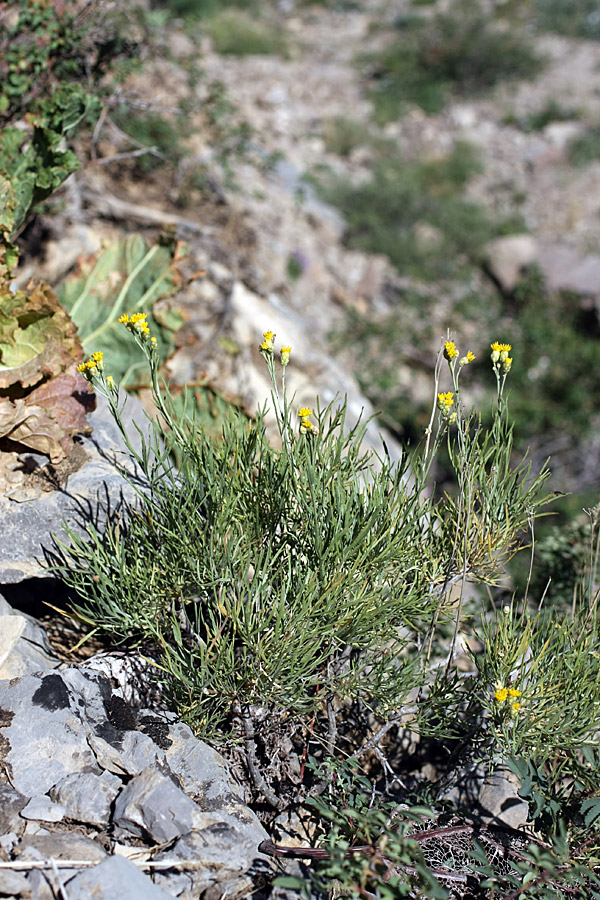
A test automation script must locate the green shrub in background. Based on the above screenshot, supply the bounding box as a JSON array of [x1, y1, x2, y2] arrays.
[[149, 0, 260, 19], [316, 142, 514, 280], [534, 0, 600, 39], [568, 126, 600, 166], [365, 0, 543, 119], [207, 9, 288, 57], [322, 115, 366, 157]]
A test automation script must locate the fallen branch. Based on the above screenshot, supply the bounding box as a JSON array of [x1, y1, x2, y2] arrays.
[[79, 186, 216, 236], [258, 839, 469, 884]]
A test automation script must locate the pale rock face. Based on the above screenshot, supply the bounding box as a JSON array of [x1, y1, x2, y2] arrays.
[[485, 234, 539, 293], [0, 646, 269, 899]]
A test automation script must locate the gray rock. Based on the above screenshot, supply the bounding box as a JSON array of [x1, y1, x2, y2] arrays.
[[19, 797, 65, 823], [19, 831, 107, 863], [0, 867, 31, 897], [485, 234, 539, 293], [0, 782, 27, 838], [0, 664, 267, 897], [153, 824, 267, 898], [18, 833, 107, 895], [478, 765, 529, 830], [65, 854, 173, 900], [0, 673, 98, 797], [113, 768, 208, 843], [0, 392, 151, 584], [88, 730, 164, 777], [49, 770, 122, 827], [26, 869, 54, 900], [164, 722, 245, 802], [538, 243, 600, 296], [441, 760, 529, 829], [0, 596, 59, 680]]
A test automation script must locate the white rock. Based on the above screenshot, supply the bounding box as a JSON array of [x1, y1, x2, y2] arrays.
[[485, 234, 539, 292]]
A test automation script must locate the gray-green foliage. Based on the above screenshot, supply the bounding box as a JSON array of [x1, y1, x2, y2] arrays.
[[534, 0, 600, 39], [52, 329, 549, 739], [49, 327, 600, 896]]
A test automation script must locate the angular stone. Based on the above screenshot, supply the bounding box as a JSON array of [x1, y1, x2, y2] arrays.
[[88, 730, 164, 777], [153, 823, 267, 898], [479, 765, 529, 830], [0, 782, 27, 838], [0, 392, 151, 584], [65, 854, 173, 900], [0, 673, 98, 797], [112, 768, 208, 843], [0, 867, 31, 897], [538, 243, 600, 296], [0, 596, 58, 680], [49, 770, 122, 827], [19, 832, 107, 863], [485, 234, 539, 293], [164, 722, 245, 802], [20, 796, 66, 823], [16, 833, 107, 894], [0, 616, 25, 667]]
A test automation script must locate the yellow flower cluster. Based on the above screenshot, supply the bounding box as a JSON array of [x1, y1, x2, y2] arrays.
[[260, 330, 275, 352], [444, 340, 459, 360], [437, 391, 456, 424], [298, 407, 317, 435], [77, 351, 104, 381], [490, 341, 513, 374], [443, 341, 475, 367], [118, 312, 156, 345], [494, 684, 522, 713]]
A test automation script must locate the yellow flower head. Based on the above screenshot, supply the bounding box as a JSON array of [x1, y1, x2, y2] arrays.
[[511, 702, 521, 713], [491, 341, 512, 365], [502, 356, 513, 374], [298, 407, 313, 418], [120, 312, 151, 340], [260, 330, 275, 352], [444, 340, 458, 361], [508, 688, 522, 698], [494, 687, 509, 703], [280, 345, 292, 367], [76, 352, 104, 380], [437, 392, 454, 410], [459, 350, 476, 367]]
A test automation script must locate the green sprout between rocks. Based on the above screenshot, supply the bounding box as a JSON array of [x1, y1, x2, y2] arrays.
[[51, 321, 600, 896]]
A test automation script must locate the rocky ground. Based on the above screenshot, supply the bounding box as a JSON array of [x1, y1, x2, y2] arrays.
[[2, 1, 600, 896]]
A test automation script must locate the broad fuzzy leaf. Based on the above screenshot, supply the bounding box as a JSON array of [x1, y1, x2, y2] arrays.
[[59, 235, 187, 386]]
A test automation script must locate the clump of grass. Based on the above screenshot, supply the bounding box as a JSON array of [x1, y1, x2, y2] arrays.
[[505, 99, 582, 132], [567, 125, 600, 166], [322, 116, 366, 157], [534, 0, 600, 39], [316, 141, 506, 279], [112, 107, 185, 174], [366, 0, 543, 119], [207, 10, 288, 57], [149, 0, 260, 20]]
